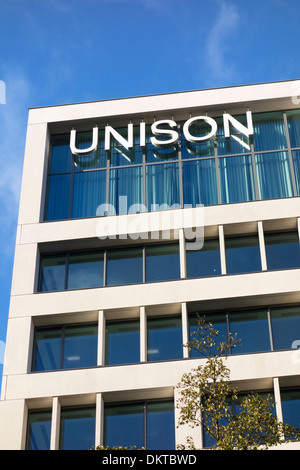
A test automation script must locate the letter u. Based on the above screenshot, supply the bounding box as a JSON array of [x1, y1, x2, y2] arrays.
[[70, 126, 98, 155]]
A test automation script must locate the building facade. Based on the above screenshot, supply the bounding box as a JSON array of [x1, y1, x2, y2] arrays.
[[1, 80, 300, 449]]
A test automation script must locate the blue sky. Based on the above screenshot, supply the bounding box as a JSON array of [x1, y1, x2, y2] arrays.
[[0, 0, 299, 386]]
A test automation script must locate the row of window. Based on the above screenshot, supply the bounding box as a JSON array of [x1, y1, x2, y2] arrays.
[[32, 304, 300, 372], [26, 387, 300, 450], [38, 230, 300, 292], [45, 110, 300, 221]]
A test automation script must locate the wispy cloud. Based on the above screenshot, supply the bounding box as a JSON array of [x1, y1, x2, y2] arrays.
[[205, 0, 240, 85]]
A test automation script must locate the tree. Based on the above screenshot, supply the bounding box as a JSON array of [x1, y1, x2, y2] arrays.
[[176, 315, 300, 450]]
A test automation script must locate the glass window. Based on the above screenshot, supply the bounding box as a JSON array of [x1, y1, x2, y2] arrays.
[[182, 159, 218, 206], [146, 162, 180, 211], [106, 247, 143, 286], [72, 170, 106, 219], [271, 306, 300, 351], [39, 254, 66, 292], [59, 406, 96, 450], [216, 115, 251, 156], [50, 135, 72, 173], [26, 410, 52, 450], [32, 327, 62, 371], [287, 110, 300, 148], [292, 150, 300, 196], [145, 243, 180, 282], [45, 174, 71, 221], [109, 166, 143, 215], [253, 112, 287, 152], [280, 389, 300, 433], [105, 320, 140, 365], [255, 151, 293, 200], [189, 312, 228, 358], [265, 231, 300, 270], [219, 155, 256, 204], [67, 251, 104, 290], [63, 324, 98, 370], [225, 234, 262, 274], [181, 120, 215, 159], [229, 309, 271, 355], [146, 401, 175, 450], [147, 316, 182, 362], [186, 237, 221, 279]]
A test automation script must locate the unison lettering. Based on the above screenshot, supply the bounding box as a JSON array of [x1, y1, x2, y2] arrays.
[[70, 111, 253, 157]]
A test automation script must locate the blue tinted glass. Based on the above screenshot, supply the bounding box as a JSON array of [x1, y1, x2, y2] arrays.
[[147, 401, 175, 450], [33, 328, 62, 371], [292, 150, 300, 196], [187, 238, 221, 278], [147, 316, 182, 362], [281, 389, 300, 432], [50, 135, 72, 173], [105, 320, 140, 365], [287, 110, 300, 148], [39, 255, 66, 292], [189, 313, 228, 357], [72, 170, 106, 219], [45, 174, 71, 221], [225, 235, 261, 274], [181, 120, 215, 158], [63, 324, 98, 369], [147, 144, 178, 163], [255, 151, 293, 200], [26, 410, 52, 450], [109, 166, 143, 215], [146, 162, 180, 211], [253, 112, 287, 151], [73, 131, 107, 170], [59, 407, 96, 450], [110, 127, 142, 166], [265, 232, 300, 270], [106, 247, 143, 286], [229, 309, 270, 354], [67, 251, 104, 290], [219, 155, 256, 203], [146, 243, 180, 282], [104, 403, 144, 448], [217, 116, 251, 156], [182, 159, 218, 206], [271, 306, 300, 350]]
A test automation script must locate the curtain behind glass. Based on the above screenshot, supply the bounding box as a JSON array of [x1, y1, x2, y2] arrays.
[[219, 155, 255, 204], [255, 151, 293, 199], [146, 162, 180, 211], [72, 170, 106, 219], [109, 166, 143, 215], [253, 113, 287, 151], [182, 159, 218, 206]]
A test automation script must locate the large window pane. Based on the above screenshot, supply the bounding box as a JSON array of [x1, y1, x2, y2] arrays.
[[182, 159, 218, 206], [39, 254, 66, 292], [26, 410, 52, 450], [72, 170, 106, 219], [147, 316, 182, 362], [271, 306, 300, 350], [225, 234, 262, 274], [186, 238, 221, 278], [253, 112, 287, 151], [146, 162, 180, 211], [145, 243, 180, 282], [281, 389, 300, 433], [216, 115, 251, 155], [67, 251, 104, 290], [109, 166, 143, 215], [50, 135, 72, 173], [265, 231, 300, 270], [292, 150, 300, 196], [287, 110, 300, 148], [105, 320, 140, 365], [45, 174, 71, 221], [63, 324, 98, 370], [147, 401, 175, 450], [59, 406, 96, 450], [189, 313, 228, 358], [219, 155, 256, 203], [255, 151, 293, 200], [106, 247, 143, 286], [104, 403, 144, 449], [229, 309, 271, 355], [32, 327, 62, 371]]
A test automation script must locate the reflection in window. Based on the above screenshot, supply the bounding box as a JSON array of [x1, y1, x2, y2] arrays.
[[145, 243, 180, 282], [255, 151, 293, 200], [39, 254, 66, 292], [59, 406, 96, 450], [189, 313, 228, 358], [229, 309, 270, 355], [265, 231, 300, 270], [146, 162, 180, 211], [104, 400, 175, 450], [225, 234, 262, 274], [271, 306, 300, 351], [186, 238, 221, 279], [182, 159, 218, 206], [253, 112, 287, 151], [26, 410, 52, 450], [106, 247, 143, 286], [280, 389, 300, 435], [219, 155, 256, 204], [68, 251, 104, 290], [105, 320, 140, 365], [147, 316, 182, 362]]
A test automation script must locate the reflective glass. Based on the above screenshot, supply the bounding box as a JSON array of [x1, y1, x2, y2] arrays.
[[73, 131, 107, 170], [217, 115, 251, 155], [229, 309, 270, 355], [225, 235, 262, 274], [181, 120, 215, 158], [255, 151, 293, 200], [271, 306, 300, 350], [182, 159, 218, 206], [26, 410, 52, 450], [104, 403, 144, 449], [45, 174, 71, 221], [39, 254, 66, 292], [189, 313, 228, 358], [106, 247, 143, 286], [32, 327, 62, 371], [147, 401, 175, 450], [292, 150, 300, 196], [265, 231, 300, 270], [109, 166, 143, 215], [72, 170, 106, 219], [280, 389, 300, 433], [186, 238, 221, 278], [67, 251, 104, 290], [287, 110, 300, 148], [110, 127, 142, 166], [145, 243, 180, 282], [63, 324, 98, 369], [253, 112, 287, 151], [146, 162, 180, 211], [50, 135, 72, 173], [147, 316, 182, 362], [105, 320, 140, 365], [59, 406, 96, 450], [219, 155, 256, 203]]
